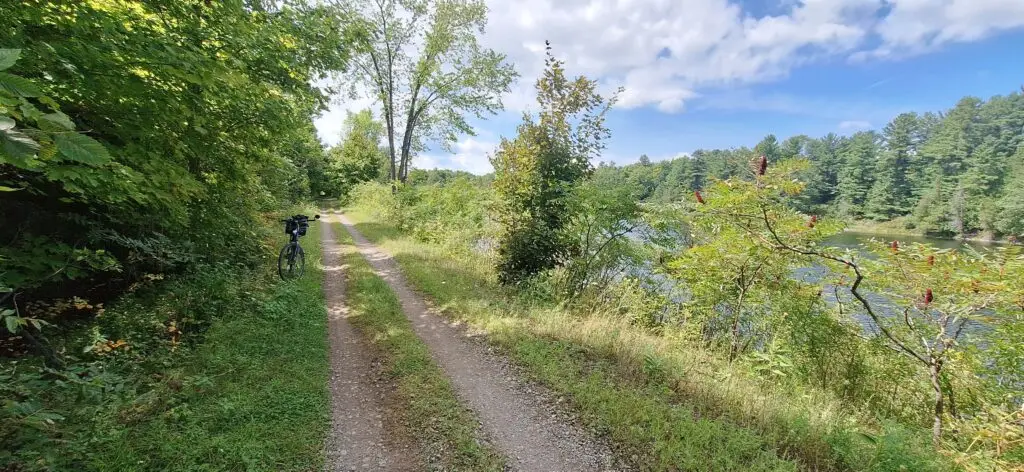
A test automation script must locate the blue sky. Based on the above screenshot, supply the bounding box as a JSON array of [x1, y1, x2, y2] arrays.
[[600, 30, 1024, 163], [315, 0, 1024, 174]]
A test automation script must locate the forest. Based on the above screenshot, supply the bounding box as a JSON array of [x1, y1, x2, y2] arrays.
[[2, 0, 1023, 471], [590, 93, 1024, 240]]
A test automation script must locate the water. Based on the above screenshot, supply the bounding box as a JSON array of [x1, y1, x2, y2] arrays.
[[626, 229, 1007, 334], [825, 231, 1004, 252]]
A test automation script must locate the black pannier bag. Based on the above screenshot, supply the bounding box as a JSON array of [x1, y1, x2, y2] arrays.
[[297, 217, 309, 236], [285, 219, 298, 235]]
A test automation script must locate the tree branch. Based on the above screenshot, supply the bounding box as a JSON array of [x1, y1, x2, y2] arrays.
[[759, 206, 929, 365]]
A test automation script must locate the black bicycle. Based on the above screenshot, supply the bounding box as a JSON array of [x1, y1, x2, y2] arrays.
[[279, 214, 320, 280]]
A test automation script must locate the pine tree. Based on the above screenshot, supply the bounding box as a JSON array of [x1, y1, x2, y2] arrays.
[[921, 97, 982, 184], [754, 134, 781, 163], [837, 131, 879, 217], [866, 113, 918, 219], [780, 134, 810, 160], [687, 152, 708, 191], [802, 133, 843, 208]]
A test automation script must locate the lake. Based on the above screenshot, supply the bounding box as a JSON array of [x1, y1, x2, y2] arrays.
[[627, 228, 1010, 334], [825, 231, 1005, 251]]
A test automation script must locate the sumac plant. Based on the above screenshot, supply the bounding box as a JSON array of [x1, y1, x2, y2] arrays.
[[715, 157, 1024, 447]]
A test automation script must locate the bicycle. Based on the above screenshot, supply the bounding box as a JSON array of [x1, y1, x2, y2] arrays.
[[279, 214, 320, 280]]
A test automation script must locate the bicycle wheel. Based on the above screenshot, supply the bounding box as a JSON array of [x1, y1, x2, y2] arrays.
[[278, 243, 305, 280]]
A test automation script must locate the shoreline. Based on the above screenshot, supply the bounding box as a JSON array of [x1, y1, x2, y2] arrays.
[[842, 222, 1013, 246]]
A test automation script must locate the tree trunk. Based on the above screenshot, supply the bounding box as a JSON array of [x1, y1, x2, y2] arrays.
[[929, 360, 944, 447], [398, 93, 422, 183], [730, 291, 745, 361], [384, 101, 397, 192]]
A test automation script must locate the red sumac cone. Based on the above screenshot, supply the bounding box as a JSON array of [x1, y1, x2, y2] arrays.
[[757, 155, 767, 176], [924, 288, 934, 304], [695, 190, 705, 204]]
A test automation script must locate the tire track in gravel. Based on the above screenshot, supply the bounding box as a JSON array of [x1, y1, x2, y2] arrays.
[[321, 219, 418, 472], [336, 213, 619, 472]]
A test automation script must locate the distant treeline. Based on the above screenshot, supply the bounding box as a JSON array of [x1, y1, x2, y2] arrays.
[[591, 90, 1024, 238]]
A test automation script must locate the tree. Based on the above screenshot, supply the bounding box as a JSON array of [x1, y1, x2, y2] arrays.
[[995, 166, 1024, 237], [798, 134, 844, 211], [754, 134, 781, 163], [866, 113, 918, 219], [921, 97, 981, 185], [341, 0, 517, 183], [327, 109, 386, 197], [836, 131, 879, 217], [780, 134, 810, 160], [1, 1, 355, 293], [491, 43, 618, 284], [665, 159, 840, 358], [707, 158, 1021, 446]]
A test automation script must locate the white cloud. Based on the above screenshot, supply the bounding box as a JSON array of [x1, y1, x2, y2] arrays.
[[865, 0, 1024, 59], [313, 85, 375, 146], [313, 0, 1024, 172], [418, 135, 497, 175], [412, 153, 440, 170], [481, 0, 878, 114], [478, 0, 1024, 113], [447, 136, 497, 174], [838, 120, 872, 130]]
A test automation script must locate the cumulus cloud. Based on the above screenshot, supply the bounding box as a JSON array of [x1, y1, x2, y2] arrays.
[[315, 0, 1024, 171], [478, 0, 1024, 113], [864, 0, 1024, 59], [418, 135, 497, 174]]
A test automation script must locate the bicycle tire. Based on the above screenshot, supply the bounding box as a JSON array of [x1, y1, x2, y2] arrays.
[[278, 243, 306, 280]]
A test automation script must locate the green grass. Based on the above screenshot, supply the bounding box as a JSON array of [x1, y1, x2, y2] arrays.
[[86, 221, 332, 470], [342, 208, 952, 472], [1, 215, 334, 471], [341, 210, 805, 471], [331, 222, 506, 471]]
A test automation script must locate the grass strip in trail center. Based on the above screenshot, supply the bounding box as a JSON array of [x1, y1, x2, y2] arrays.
[[331, 222, 507, 471]]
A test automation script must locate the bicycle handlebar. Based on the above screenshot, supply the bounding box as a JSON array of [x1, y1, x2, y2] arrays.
[[281, 214, 321, 223]]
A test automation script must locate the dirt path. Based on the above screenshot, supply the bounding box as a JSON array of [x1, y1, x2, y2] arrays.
[[321, 220, 418, 472], [336, 214, 618, 472]]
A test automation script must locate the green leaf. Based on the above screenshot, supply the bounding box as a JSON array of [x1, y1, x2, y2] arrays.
[[0, 185, 21, 191], [3, 313, 21, 334], [0, 115, 13, 130], [0, 49, 18, 71], [54, 132, 111, 165], [40, 112, 74, 131], [0, 72, 42, 97], [1, 128, 40, 160]]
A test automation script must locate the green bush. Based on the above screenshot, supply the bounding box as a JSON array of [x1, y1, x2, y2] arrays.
[[350, 179, 495, 253]]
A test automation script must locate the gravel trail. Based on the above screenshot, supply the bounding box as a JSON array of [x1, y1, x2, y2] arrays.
[[337, 213, 619, 472], [321, 219, 418, 472]]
